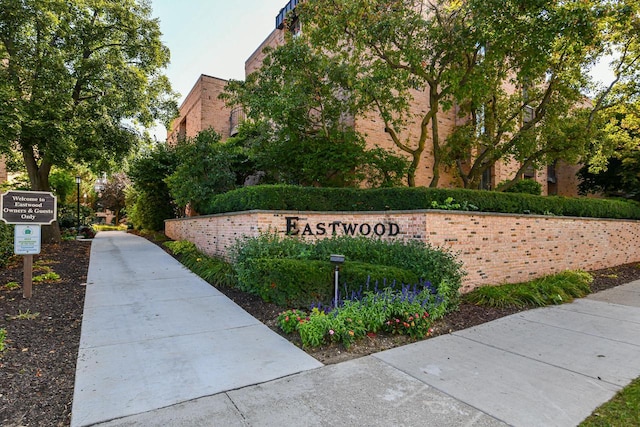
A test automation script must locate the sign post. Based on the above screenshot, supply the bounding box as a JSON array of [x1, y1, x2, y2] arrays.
[[14, 225, 42, 298], [1, 190, 57, 299]]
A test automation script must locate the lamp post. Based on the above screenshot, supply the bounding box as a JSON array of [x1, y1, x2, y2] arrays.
[[75, 176, 81, 234], [330, 254, 345, 308]]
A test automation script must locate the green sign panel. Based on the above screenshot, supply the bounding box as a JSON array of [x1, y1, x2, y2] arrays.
[[14, 224, 41, 255]]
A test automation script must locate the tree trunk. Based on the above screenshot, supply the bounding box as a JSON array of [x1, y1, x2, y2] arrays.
[[22, 146, 62, 243], [407, 153, 420, 187], [428, 89, 441, 188]]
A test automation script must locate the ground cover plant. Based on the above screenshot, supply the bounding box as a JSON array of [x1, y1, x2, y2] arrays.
[[580, 376, 640, 426], [164, 240, 237, 287], [277, 280, 452, 348], [463, 271, 593, 308]]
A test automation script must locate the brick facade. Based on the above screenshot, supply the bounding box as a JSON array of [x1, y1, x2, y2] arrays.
[[165, 211, 640, 292], [167, 75, 232, 144]]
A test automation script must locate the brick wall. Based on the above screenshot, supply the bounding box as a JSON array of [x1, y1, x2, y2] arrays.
[[245, 29, 285, 77], [165, 210, 640, 292], [167, 75, 232, 144]]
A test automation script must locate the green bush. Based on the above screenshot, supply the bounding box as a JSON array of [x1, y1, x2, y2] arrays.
[[341, 261, 419, 296], [204, 184, 640, 220], [0, 223, 14, 268], [164, 240, 237, 287], [231, 233, 465, 311], [278, 283, 450, 348], [464, 270, 593, 308], [310, 236, 464, 305], [502, 179, 543, 195], [236, 258, 333, 306]]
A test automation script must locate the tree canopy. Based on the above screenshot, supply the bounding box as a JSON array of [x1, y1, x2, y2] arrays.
[[227, 0, 640, 189], [165, 129, 238, 214], [222, 35, 407, 188], [0, 0, 177, 194]]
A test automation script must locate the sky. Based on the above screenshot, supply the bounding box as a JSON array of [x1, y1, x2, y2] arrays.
[[149, 0, 286, 139]]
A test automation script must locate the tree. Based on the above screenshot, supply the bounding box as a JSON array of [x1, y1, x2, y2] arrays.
[[127, 143, 178, 231], [276, 0, 640, 190], [447, 0, 640, 191], [222, 37, 407, 187], [99, 172, 129, 224], [578, 103, 640, 199], [165, 129, 237, 214], [0, 0, 177, 240], [48, 169, 76, 204], [296, 0, 478, 187]]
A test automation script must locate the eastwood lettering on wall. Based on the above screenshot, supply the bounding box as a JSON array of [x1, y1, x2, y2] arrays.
[[285, 216, 400, 237]]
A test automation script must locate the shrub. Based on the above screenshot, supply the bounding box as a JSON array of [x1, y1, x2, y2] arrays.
[[340, 262, 419, 297], [236, 258, 333, 306], [310, 236, 463, 311], [164, 240, 237, 287], [464, 270, 593, 308], [231, 234, 465, 311], [501, 179, 543, 195], [205, 184, 640, 220], [78, 226, 95, 239], [0, 328, 6, 352], [0, 223, 14, 268]]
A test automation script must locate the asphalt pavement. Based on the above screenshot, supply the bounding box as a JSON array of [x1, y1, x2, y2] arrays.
[[71, 231, 640, 427]]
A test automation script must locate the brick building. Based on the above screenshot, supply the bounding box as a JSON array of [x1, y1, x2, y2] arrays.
[[168, 0, 581, 196], [167, 75, 241, 143]]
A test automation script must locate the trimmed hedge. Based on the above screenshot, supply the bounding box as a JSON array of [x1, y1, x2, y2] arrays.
[[237, 258, 333, 307], [204, 184, 640, 220], [236, 259, 423, 307], [231, 234, 464, 310]]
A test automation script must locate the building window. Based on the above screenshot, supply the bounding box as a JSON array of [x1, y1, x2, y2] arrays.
[[480, 166, 492, 190], [178, 118, 187, 140], [523, 164, 536, 180], [229, 107, 245, 137], [522, 84, 534, 124], [290, 16, 302, 37], [475, 104, 485, 137], [523, 105, 535, 124], [276, 0, 300, 30], [547, 162, 558, 195]]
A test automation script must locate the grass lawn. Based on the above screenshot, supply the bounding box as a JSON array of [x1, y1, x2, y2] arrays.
[[580, 377, 640, 426]]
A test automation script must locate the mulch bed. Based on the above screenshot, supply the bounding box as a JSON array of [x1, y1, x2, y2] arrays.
[[1, 236, 639, 426], [1, 240, 90, 427]]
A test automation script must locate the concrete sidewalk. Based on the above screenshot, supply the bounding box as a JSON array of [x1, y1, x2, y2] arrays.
[[72, 232, 640, 426]]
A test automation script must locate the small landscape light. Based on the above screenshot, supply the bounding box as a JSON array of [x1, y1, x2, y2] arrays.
[[330, 254, 345, 308]]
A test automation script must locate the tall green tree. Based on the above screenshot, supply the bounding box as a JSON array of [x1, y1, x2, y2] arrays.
[[165, 129, 237, 214], [278, 0, 640, 189], [579, 102, 640, 199], [222, 37, 407, 187], [127, 142, 178, 231], [0, 0, 177, 239], [297, 0, 478, 187], [448, 0, 640, 191]]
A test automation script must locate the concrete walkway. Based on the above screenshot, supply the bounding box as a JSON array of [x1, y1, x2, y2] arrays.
[[72, 232, 640, 426]]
